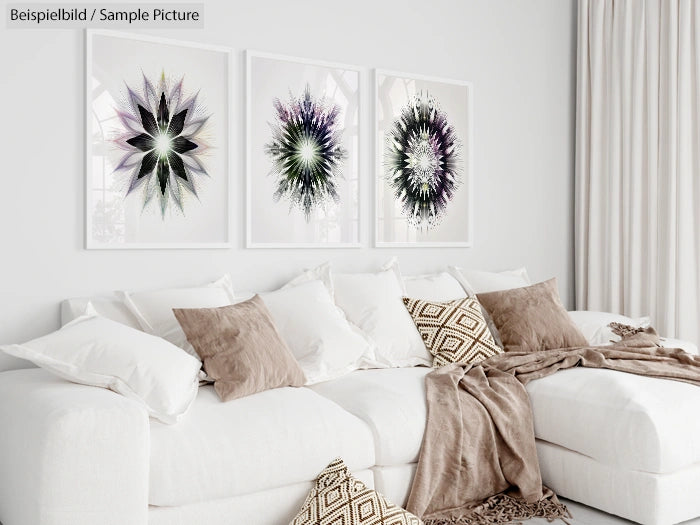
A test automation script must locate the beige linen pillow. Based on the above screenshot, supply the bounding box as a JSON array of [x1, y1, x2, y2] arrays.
[[290, 458, 422, 525], [476, 278, 587, 353], [402, 296, 502, 367], [173, 296, 305, 402]]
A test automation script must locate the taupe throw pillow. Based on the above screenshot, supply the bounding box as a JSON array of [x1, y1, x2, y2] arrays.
[[402, 296, 502, 367], [173, 296, 305, 402], [477, 278, 587, 353], [290, 458, 422, 525]]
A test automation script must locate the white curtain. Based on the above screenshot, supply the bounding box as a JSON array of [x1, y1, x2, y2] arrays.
[[576, 0, 700, 344]]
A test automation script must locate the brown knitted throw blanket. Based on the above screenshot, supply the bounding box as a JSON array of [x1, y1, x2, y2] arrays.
[[406, 335, 700, 524]]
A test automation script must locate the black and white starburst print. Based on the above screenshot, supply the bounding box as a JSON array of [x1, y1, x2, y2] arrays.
[[385, 91, 462, 229], [113, 72, 210, 217], [265, 84, 347, 221]]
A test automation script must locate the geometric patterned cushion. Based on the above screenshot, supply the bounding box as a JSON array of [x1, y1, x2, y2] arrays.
[[402, 296, 502, 368], [290, 458, 423, 525]]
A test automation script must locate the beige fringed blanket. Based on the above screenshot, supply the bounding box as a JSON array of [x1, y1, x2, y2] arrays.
[[406, 336, 700, 525]]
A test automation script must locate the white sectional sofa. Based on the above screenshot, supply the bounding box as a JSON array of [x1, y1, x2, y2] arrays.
[[1, 266, 698, 525], [0, 330, 698, 525]]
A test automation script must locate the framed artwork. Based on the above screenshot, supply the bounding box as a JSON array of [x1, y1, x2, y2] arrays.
[[86, 30, 231, 249], [374, 70, 473, 247], [246, 51, 361, 248]]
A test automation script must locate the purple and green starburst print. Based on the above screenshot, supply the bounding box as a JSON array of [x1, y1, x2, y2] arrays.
[[265, 84, 347, 221], [112, 71, 210, 217], [385, 91, 462, 229]]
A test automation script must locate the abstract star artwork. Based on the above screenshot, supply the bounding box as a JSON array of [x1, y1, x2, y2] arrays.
[[86, 31, 231, 248], [114, 72, 210, 218], [247, 52, 361, 247], [385, 91, 461, 229], [375, 70, 473, 247], [265, 85, 347, 221]]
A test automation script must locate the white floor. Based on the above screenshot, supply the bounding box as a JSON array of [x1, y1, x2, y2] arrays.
[[525, 499, 700, 525]]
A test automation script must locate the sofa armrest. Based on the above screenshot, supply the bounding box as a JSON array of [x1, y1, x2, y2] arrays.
[[0, 368, 149, 525]]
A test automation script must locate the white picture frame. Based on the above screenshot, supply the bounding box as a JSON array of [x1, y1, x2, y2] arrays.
[[86, 30, 232, 249], [374, 69, 474, 248], [246, 50, 362, 248]]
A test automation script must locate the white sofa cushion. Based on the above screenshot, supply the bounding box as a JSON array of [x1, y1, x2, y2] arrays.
[[526, 367, 700, 474], [149, 385, 375, 507], [123, 275, 236, 359], [310, 368, 431, 466], [61, 293, 143, 329], [1, 312, 202, 424], [448, 266, 531, 294], [332, 268, 430, 367], [402, 272, 466, 301], [148, 470, 375, 525], [313, 363, 700, 476], [260, 280, 375, 384], [282, 261, 335, 298], [371, 464, 418, 510]]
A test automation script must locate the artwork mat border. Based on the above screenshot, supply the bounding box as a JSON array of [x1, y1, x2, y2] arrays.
[[245, 49, 364, 249], [372, 68, 474, 248], [85, 29, 233, 250]]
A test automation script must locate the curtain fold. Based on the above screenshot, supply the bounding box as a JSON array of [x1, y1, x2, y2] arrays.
[[576, 0, 700, 344]]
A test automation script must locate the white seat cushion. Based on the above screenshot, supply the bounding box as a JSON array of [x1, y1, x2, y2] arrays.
[[527, 367, 700, 474], [149, 470, 375, 525], [149, 385, 375, 507], [311, 366, 700, 476], [310, 368, 431, 466], [372, 464, 417, 510]]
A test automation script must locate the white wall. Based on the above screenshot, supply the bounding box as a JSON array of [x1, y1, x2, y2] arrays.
[[0, 0, 577, 343]]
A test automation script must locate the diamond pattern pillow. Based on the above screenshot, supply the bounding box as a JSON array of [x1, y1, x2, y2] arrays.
[[290, 458, 422, 525], [402, 296, 502, 367]]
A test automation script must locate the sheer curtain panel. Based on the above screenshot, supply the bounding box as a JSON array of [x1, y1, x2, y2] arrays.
[[575, 0, 700, 344]]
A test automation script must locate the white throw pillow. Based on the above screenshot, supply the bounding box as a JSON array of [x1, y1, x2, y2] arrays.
[[123, 275, 235, 360], [332, 266, 430, 367], [61, 294, 142, 329], [260, 280, 374, 384], [0, 310, 201, 424], [380, 257, 407, 293], [282, 262, 334, 298], [567, 311, 650, 346], [448, 266, 531, 295], [403, 271, 467, 301]]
